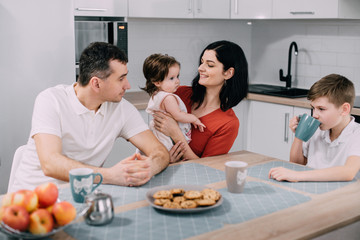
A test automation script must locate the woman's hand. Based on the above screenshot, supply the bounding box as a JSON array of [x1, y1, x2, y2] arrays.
[[153, 111, 180, 137], [289, 116, 300, 134], [169, 141, 187, 163]]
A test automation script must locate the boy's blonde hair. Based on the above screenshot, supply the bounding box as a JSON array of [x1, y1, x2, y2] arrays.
[[308, 74, 355, 108], [141, 53, 180, 96]]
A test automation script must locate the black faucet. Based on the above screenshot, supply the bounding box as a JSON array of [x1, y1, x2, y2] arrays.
[[279, 41, 298, 88]]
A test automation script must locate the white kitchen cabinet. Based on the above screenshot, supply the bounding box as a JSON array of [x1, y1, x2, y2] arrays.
[[74, 0, 127, 17], [231, 0, 272, 19], [128, 0, 230, 19], [230, 100, 249, 152], [194, 0, 230, 19], [246, 101, 310, 161], [272, 0, 360, 19]]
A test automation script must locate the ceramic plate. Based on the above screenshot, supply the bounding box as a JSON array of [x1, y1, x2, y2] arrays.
[[146, 184, 223, 213]]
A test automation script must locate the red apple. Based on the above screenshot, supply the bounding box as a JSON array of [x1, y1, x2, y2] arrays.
[[1, 192, 14, 207], [12, 190, 38, 213], [52, 201, 76, 226], [0, 206, 7, 221], [2, 205, 29, 232], [45, 204, 54, 214], [28, 209, 54, 234], [35, 182, 58, 208]]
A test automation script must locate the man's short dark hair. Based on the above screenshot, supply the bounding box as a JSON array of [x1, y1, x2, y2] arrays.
[[78, 42, 128, 86]]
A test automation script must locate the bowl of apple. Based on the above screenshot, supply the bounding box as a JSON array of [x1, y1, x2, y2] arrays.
[[0, 183, 78, 239]]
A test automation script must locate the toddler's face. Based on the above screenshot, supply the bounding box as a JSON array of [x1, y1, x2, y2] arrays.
[[311, 96, 345, 130], [156, 64, 180, 93]]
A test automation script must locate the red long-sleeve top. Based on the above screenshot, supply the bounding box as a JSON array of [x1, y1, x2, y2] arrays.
[[176, 86, 239, 158]]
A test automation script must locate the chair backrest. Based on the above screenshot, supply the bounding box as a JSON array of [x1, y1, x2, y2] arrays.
[[7, 145, 26, 193]]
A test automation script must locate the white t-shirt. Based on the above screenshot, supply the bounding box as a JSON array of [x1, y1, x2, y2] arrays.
[[146, 91, 191, 151], [303, 117, 360, 169], [10, 84, 148, 192]]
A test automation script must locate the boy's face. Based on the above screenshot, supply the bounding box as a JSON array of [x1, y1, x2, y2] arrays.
[[311, 96, 345, 131]]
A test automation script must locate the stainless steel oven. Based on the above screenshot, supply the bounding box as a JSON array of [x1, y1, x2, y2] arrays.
[[74, 16, 128, 78]]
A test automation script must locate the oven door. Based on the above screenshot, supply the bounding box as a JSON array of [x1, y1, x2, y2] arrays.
[[75, 21, 109, 64]]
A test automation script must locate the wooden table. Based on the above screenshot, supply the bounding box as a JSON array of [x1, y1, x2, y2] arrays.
[[2, 151, 360, 240], [184, 151, 360, 240]]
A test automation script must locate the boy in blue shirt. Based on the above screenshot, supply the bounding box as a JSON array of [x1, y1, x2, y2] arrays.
[[269, 74, 360, 182]]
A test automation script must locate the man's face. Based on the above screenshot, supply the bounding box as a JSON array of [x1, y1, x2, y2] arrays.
[[311, 96, 344, 130], [99, 60, 130, 103]]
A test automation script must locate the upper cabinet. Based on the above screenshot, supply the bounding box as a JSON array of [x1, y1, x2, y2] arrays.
[[74, 0, 128, 17], [194, 0, 230, 19], [272, 0, 360, 19], [128, 0, 230, 19], [231, 0, 272, 19]]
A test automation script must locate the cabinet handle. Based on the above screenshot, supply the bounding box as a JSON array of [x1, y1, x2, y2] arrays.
[[188, 0, 193, 13], [197, 0, 202, 13], [234, 0, 239, 15], [290, 11, 315, 15], [284, 113, 289, 143], [75, 8, 107, 12]]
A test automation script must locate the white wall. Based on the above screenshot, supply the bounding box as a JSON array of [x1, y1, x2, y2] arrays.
[[0, 1, 75, 194], [250, 20, 360, 93], [126, 18, 252, 92]]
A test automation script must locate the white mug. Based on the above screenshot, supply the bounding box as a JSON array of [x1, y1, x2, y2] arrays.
[[225, 161, 248, 193]]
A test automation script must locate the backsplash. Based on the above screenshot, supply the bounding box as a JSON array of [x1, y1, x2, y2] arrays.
[[251, 20, 360, 94], [127, 19, 360, 95]]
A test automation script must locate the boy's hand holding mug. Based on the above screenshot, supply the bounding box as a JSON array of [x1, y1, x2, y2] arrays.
[[291, 113, 321, 142]]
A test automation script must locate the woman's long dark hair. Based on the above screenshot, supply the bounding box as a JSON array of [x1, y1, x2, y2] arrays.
[[191, 40, 248, 111]]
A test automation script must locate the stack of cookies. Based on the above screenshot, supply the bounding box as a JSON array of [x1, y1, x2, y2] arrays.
[[152, 188, 221, 209]]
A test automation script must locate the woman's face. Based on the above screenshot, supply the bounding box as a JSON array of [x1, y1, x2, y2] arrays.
[[198, 50, 228, 88]]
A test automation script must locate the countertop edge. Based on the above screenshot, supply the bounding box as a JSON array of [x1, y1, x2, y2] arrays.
[[124, 91, 360, 116]]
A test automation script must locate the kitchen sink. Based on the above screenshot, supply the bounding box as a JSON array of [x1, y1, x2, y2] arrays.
[[248, 84, 309, 98]]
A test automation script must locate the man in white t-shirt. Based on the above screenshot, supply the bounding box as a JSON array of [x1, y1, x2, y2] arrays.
[[269, 74, 360, 182], [9, 42, 169, 192]]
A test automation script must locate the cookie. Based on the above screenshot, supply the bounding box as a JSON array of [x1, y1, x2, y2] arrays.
[[195, 198, 216, 206], [154, 198, 171, 206], [184, 190, 202, 200], [173, 196, 186, 204], [201, 188, 221, 201], [163, 202, 182, 209], [180, 200, 197, 209], [170, 188, 185, 195], [153, 190, 173, 199]]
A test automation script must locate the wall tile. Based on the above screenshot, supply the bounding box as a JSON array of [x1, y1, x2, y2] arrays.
[[251, 20, 360, 94]]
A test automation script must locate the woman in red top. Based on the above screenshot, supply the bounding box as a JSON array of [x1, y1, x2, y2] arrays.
[[153, 40, 248, 162]]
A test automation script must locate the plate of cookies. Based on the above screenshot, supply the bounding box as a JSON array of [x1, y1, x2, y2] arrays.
[[146, 185, 223, 213]]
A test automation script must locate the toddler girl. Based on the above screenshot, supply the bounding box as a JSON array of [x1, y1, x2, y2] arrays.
[[142, 54, 205, 151]]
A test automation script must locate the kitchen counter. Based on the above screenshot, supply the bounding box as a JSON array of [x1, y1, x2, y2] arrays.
[[124, 91, 150, 110], [124, 91, 360, 116], [2, 151, 358, 239]]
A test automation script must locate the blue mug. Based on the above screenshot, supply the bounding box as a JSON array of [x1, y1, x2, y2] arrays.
[[295, 113, 321, 142], [69, 168, 103, 203]]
